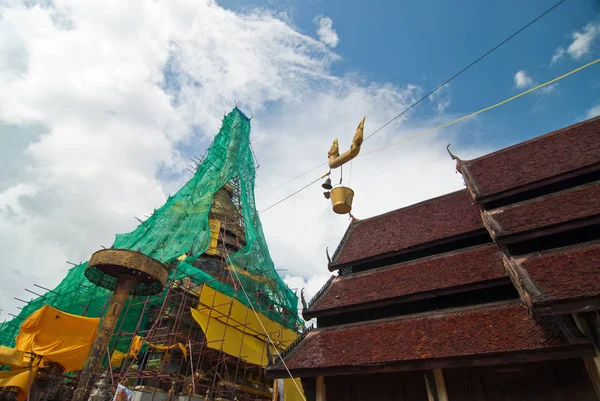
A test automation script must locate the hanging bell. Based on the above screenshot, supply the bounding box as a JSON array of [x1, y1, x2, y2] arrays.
[[321, 177, 333, 190], [323, 191, 331, 199]]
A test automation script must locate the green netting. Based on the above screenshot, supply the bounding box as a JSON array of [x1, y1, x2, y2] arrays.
[[0, 108, 300, 351]]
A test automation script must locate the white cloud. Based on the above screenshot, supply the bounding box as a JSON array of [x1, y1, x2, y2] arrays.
[[313, 15, 339, 48], [428, 83, 451, 114], [551, 22, 600, 64], [567, 22, 599, 59], [551, 47, 565, 65], [538, 83, 557, 94], [587, 104, 600, 119], [514, 70, 534, 89], [0, 0, 486, 320], [513, 71, 556, 96]]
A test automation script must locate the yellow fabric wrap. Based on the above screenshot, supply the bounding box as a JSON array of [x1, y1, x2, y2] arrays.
[[0, 346, 31, 368], [283, 378, 305, 401], [110, 336, 187, 367], [190, 285, 297, 367], [226, 265, 276, 289], [204, 219, 221, 256], [110, 350, 127, 367], [0, 366, 38, 401], [15, 305, 100, 372]]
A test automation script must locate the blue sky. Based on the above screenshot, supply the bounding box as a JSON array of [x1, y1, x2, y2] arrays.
[[1, 0, 600, 314], [219, 0, 600, 149]]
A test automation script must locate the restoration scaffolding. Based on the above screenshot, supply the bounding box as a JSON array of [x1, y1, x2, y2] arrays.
[[0, 108, 305, 401]]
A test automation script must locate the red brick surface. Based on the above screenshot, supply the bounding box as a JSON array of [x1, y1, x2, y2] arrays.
[[310, 244, 506, 314], [492, 182, 600, 235], [463, 117, 600, 198], [523, 241, 600, 302], [284, 303, 574, 370], [333, 190, 483, 266]]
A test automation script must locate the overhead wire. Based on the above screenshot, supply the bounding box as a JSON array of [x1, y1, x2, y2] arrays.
[[259, 162, 328, 197], [257, 0, 566, 197], [362, 0, 566, 142], [258, 171, 330, 214], [257, 57, 600, 214], [359, 57, 600, 158]]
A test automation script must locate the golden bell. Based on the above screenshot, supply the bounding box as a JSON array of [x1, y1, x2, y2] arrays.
[[330, 186, 354, 214], [321, 178, 333, 190]]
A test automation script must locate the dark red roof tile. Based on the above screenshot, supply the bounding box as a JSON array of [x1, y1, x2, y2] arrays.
[[490, 182, 600, 237], [461, 117, 600, 200], [332, 190, 484, 267], [523, 241, 600, 304], [308, 245, 506, 317], [277, 303, 582, 372]]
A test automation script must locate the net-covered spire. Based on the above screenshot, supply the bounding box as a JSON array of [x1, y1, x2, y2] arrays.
[[0, 108, 300, 349]]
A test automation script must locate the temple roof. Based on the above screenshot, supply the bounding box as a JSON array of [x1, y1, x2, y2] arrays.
[[485, 182, 600, 243], [305, 244, 507, 319], [458, 116, 600, 203], [330, 190, 484, 269], [512, 240, 600, 316], [268, 302, 594, 378]]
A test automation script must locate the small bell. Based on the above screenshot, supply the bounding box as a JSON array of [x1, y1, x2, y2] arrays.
[[323, 191, 331, 199], [322, 177, 332, 190]]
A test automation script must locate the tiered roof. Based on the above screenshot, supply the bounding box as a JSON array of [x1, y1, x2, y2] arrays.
[[457, 116, 600, 203], [277, 303, 591, 377], [267, 117, 600, 379], [483, 182, 600, 244], [330, 190, 484, 269], [306, 244, 507, 319], [509, 241, 600, 315]]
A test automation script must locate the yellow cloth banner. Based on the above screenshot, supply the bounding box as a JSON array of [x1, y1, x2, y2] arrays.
[[0, 366, 38, 401], [191, 308, 268, 366], [0, 346, 31, 368], [190, 285, 297, 367], [283, 378, 305, 401], [110, 350, 127, 367], [110, 336, 187, 367], [226, 265, 276, 290], [205, 219, 221, 256], [15, 305, 100, 372]]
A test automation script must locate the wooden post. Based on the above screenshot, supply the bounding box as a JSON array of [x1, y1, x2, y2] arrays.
[[434, 369, 449, 401], [425, 369, 449, 401], [316, 376, 326, 401], [73, 275, 136, 401], [584, 357, 600, 399], [272, 379, 279, 401]]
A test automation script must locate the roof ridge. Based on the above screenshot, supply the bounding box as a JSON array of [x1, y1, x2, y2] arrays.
[[463, 116, 600, 165], [314, 299, 522, 333], [356, 189, 470, 223], [306, 275, 336, 311], [334, 242, 497, 281]]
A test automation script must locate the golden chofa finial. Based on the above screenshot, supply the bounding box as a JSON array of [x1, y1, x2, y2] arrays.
[[328, 116, 365, 169]]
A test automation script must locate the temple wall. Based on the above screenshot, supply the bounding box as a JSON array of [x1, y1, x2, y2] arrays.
[[443, 359, 597, 401]]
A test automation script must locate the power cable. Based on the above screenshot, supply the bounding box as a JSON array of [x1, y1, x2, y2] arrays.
[[259, 172, 330, 214], [360, 57, 600, 157], [257, 0, 566, 196], [257, 57, 600, 214], [362, 0, 566, 141], [259, 162, 328, 197]]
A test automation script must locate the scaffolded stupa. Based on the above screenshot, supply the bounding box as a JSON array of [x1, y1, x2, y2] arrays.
[[0, 108, 303, 401]]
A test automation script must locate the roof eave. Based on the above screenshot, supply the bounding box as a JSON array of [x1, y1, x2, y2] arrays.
[[265, 343, 594, 379]]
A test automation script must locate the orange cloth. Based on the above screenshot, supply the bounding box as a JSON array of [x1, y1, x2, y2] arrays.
[[0, 366, 38, 401], [15, 305, 100, 372]]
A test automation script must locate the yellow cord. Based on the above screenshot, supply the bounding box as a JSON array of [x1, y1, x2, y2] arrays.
[[359, 58, 600, 158], [259, 58, 600, 214]]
